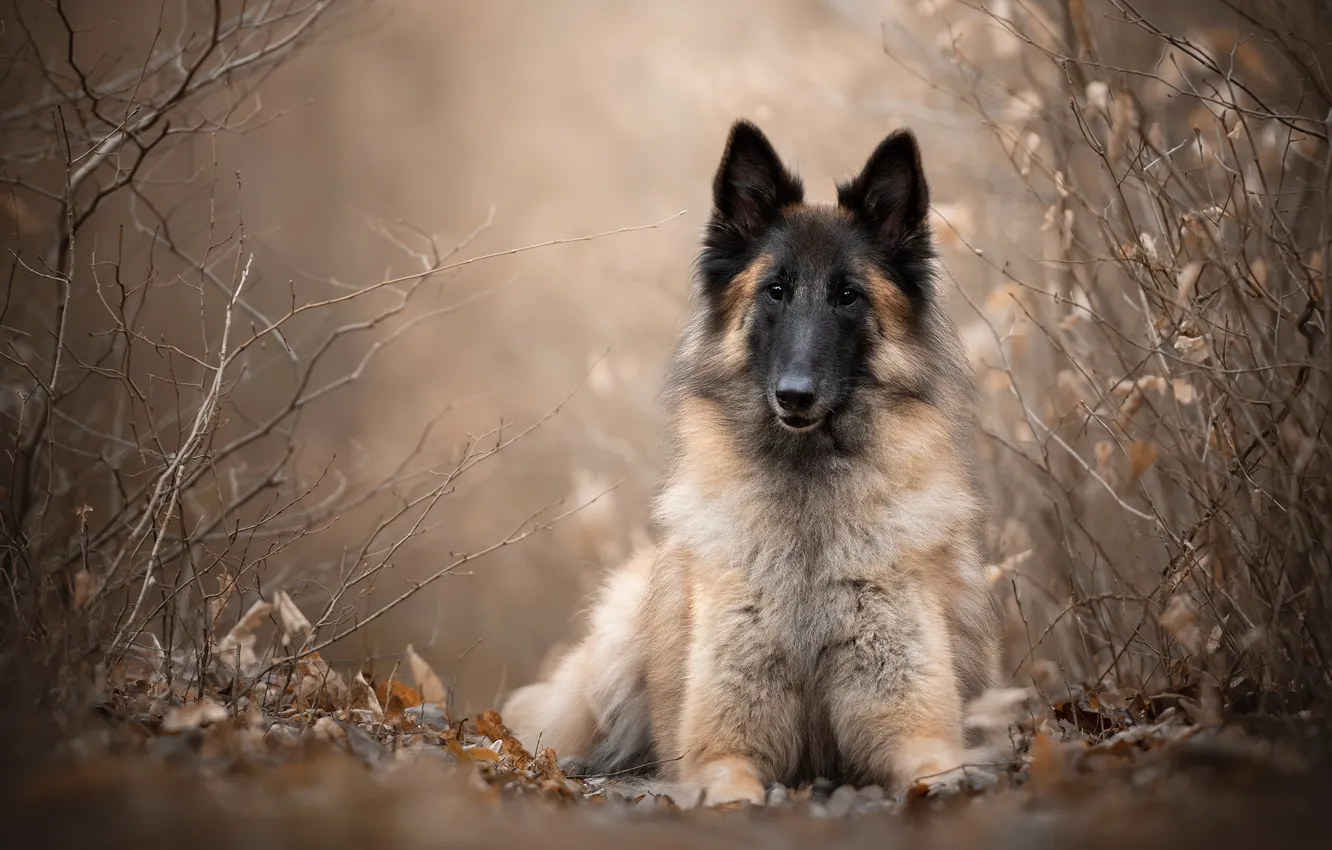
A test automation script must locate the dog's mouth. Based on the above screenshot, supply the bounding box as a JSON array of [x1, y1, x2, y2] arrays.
[[776, 412, 825, 433]]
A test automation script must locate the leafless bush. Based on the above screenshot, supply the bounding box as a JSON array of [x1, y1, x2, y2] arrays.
[[906, 0, 1330, 708], [0, 1, 663, 728]]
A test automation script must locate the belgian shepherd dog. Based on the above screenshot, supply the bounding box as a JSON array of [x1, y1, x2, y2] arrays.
[[501, 119, 1001, 806]]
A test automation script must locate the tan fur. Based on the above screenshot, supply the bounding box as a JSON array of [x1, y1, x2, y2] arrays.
[[501, 176, 1000, 809]]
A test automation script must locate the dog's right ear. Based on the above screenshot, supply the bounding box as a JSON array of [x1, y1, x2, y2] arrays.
[[708, 120, 804, 257]]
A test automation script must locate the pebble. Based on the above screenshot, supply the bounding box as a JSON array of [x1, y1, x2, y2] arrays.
[[827, 785, 858, 817], [858, 784, 886, 802], [811, 777, 836, 802], [766, 784, 789, 806]]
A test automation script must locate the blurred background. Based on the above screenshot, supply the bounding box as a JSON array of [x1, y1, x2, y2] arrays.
[[5, 0, 1327, 721], [206, 0, 1035, 709]]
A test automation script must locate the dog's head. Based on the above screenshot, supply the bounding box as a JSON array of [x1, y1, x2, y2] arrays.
[[693, 120, 942, 445]]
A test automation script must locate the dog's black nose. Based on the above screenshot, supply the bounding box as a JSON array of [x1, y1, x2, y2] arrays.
[[775, 375, 816, 414]]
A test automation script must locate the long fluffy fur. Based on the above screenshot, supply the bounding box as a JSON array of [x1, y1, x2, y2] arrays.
[[501, 121, 1001, 806]]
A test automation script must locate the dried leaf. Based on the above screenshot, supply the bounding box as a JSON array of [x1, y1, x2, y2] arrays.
[[1117, 387, 1146, 430], [1067, 0, 1098, 63], [1003, 90, 1044, 125], [350, 672, 385, 723], [930, 202, 972, 250], [208, 571, 239, 635], [72, 570, 95, 612], [1126, 440, 1159, 481], [162, 698, 228, 733], [1176, 261, 1203, 307], [986, 548, 1031, 586], [1172, 379, 1198, 405], [216, 599, 272, 675], [1028, 730, 1067, 791], [1159, 594, 1203, 655], [294, 652, 351, 712], [406, 644, 449, 705], [1018, 131, 1041, 176], [1175, 334, 1212, 364], [374, 678, 424, 718], [1085, 81, 1109, 118], [1107, 90, 1143, 165], [272, 590, 312, 644]]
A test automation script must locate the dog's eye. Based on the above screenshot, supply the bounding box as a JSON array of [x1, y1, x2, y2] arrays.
[[765, 283, 785, 302], [837, 287, 861, 307]]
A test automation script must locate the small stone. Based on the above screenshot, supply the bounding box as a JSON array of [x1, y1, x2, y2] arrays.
[[858, 784, 886, 801], [828, 785, 858, 817], [811, 777, 835, 802], [766, 784, 789, 806], [809, 801, 831, 819]]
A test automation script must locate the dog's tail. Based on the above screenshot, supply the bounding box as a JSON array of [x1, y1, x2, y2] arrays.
[[499, 548, 655, 774]]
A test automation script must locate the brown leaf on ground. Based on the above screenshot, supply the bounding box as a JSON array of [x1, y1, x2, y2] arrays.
[[161, 698, 228, 733], [374, 678, 424, 723], [350, 672, 385, 723], [474, 709, 534, 767], [293, 653, 351, 712], [405, 644, 449, 705], [215, 599, 272, 675], [1028, 730, 1070, 791]]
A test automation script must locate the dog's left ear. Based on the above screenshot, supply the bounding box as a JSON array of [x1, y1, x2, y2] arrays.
[[837, 129, 931, 249]]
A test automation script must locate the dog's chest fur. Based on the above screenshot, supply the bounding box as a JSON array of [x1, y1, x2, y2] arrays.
[[655, 453, 926, 678]]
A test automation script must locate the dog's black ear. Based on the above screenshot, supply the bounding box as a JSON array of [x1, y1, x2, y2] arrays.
[[837, 129, 930, 250], [710, 120, 804, 251]]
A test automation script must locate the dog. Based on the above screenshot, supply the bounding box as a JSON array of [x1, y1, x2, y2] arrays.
[[501, 119, 1001, 806]]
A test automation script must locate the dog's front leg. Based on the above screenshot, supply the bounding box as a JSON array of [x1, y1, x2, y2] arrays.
[[669, 568, 802, 807], [825, 573, 968, 793]]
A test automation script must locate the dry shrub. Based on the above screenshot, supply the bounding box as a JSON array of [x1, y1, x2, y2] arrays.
[[0, 0, 656, 732], [921, 0, 1330, 707]]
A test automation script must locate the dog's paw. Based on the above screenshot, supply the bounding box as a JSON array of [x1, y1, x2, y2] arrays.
[[677, 758, 768, 808]]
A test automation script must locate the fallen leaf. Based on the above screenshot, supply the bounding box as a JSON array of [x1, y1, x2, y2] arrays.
[[1175, 261, 1203, 307], [215, 599, 272, 675], [1107, 90, 1143, 165], [374, 678, 424, 718], [1175, 334, 1212, 364], [208, 571, 239, 635], [1085, 81, 1109, 118], [162, 698, 228, 733], [350, 672, 385, 723], [1127, 440, 1159, 481], [271, 590, 312, 645], [1160, 594, 1204, 655], [294, 653, 351, 712], [986, 548, 1032, 586], [1172, 379, 1198, 405], [72, 570, 95, 612], [406, 644, 449, 705]]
